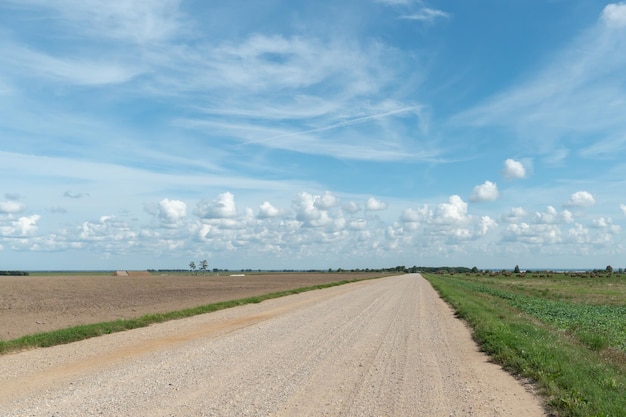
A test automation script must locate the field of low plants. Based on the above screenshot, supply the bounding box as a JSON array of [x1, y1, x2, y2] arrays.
[[423, 271, 626, 417]]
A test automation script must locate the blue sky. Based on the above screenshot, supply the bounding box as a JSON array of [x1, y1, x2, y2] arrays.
[[1, 0, 626, 271]]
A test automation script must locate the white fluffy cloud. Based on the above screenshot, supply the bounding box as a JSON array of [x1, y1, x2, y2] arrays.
[[401, 206, 430, 223], [347, 218, 367, 230], [314, 191, 339, 210], [621, 203, 626, 215], [434, 195, 468, 224], [0, 214, 40, 236], [2, 187, 623, 268], [195, 192, 237, 219], [158, 198, 186, 227], [343, 201, 360, 214], [501, 206, 528, 223], [293, 192, 322, 223], [365, 197, 387, 211], [80, 215, 136, 242], [565, 191, 596, 208], [504, 222, 562, 245], [478, 216, 497, 235], [534, 206, 574, 225], [0, 200, 25, 214], [470, 181, 499, 202], [258, 201, 280, 219], [292, 192, 343, 228], [502, 159, 526, 180]]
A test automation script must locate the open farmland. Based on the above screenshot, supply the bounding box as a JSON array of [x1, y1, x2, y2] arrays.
[[0, 274, 545, 416], [0, 272, 391, 341], [423, 272, 626, 417]]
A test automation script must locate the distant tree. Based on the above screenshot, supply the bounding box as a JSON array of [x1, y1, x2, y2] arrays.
[[189, 261, 196, 274], [200, 260, 208, 273], [514, 265, 521, 274], [606, 265, 613, 274], [471, 266, 479, 274]]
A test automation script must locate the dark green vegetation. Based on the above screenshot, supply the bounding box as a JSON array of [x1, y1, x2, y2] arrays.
[[0, 277, 379, 355], [0, 271, 29, 276], [423, 272, 626, 417]]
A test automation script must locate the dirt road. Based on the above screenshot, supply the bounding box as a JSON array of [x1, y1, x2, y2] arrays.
[[0, 272, 390, 340], [0, 274, 545, 416]]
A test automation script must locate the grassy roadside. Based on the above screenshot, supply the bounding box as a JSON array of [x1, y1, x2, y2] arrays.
[[423, 273, 626, 417], [0, 276, 383, 355]]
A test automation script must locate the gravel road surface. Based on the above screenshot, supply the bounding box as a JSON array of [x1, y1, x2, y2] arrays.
[[0, 274, 545, 416]]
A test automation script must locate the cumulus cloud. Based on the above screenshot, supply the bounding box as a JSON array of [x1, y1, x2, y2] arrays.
[[478, 216, 497, 235], [504, 222, 562, 245], [293, 192, 321, 222], [567, 223, 590, 244], [314, 191, 339, 210], [365, 197, 387, 211], [78, 216, 138, 256], [347, 218, 367, 230], [292, 192, 341, 228], [592, 217, 610, 228], [195, 192, 237, 219], [590, 217, 621, 235], [434, 195, 468, 224], [501, 207, 528, 223], [343, 201, 360, 214], [469, 181, 499, 202], [621, 203, 626, 215], [502, 159, 527, 180], [565, 191, 596, 208], [601, 2, 626, 27], [0, 199, 25, 214], [534, 206, 574, 224], [0, 215, 40, 236], [401, 206, 430, 223], [258, 201, 280, 219], [158, 198, 186, 227]]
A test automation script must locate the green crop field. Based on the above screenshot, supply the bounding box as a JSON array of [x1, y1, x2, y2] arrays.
[[423, 272, 626, 417]]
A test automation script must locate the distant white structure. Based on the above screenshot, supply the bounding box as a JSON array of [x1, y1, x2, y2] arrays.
[[112, 270, 150, 277]]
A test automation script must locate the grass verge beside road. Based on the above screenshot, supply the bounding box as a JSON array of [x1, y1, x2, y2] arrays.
[[0, 277, 374, 355], [423, 272, 626, 417]]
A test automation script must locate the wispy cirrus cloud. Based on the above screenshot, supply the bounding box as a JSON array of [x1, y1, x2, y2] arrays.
[[399, 8, 450, 22], [1, 43, 143, 86], [454, 3, 626, 160], [4, 0, 186, 44], [374, 0, 450, 23], [165, 34, 435, 162]]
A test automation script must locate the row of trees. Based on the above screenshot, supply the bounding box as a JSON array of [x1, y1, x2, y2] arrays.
[[189, 260, 208, 274]]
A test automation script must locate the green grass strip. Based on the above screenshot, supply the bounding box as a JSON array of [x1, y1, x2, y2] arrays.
[[424, 273, 626, 417], [0, 277, 379, 355]]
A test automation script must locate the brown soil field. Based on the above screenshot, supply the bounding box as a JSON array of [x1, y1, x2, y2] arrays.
[[0, 272, 391, 340]]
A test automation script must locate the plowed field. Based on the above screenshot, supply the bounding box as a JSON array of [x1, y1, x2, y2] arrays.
[[0, 272, 389, 340]]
